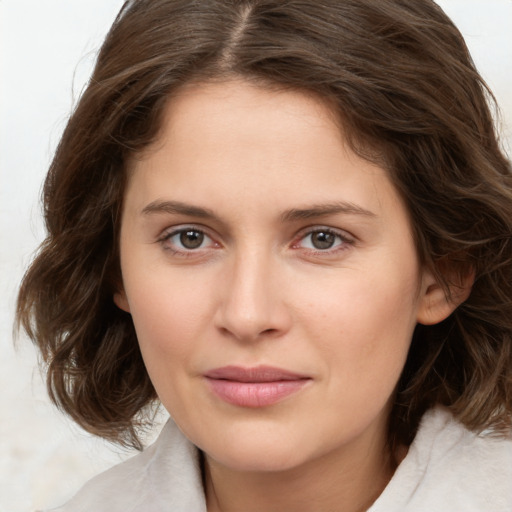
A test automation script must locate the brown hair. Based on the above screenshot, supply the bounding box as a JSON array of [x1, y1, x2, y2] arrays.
[[17, 0, 512, 450]]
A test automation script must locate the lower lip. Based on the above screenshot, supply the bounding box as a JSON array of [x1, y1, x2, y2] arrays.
[[205, 378, 310, 408]]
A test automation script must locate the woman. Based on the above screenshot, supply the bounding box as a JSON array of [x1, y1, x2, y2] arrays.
[[17, 0, 512, 510]]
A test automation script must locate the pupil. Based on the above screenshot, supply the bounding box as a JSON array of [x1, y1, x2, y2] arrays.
[[180, 230, 204, 249], [312, 231, 335, 249]]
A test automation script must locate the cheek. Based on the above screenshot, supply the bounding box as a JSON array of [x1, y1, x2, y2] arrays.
[[123, 272, 212, 373], [295, 264, 419, 383]]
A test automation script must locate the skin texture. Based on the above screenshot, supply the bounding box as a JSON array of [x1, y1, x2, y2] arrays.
[[115, 80, 461, 512]]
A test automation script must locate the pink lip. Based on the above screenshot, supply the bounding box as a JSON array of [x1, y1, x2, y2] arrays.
[[204, 365, 311, 408]]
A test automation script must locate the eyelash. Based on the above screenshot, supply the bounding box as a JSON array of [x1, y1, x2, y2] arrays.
[[292, 227, 354, 255], [158, 225, 217, 256], [157, 225, 355, 257]]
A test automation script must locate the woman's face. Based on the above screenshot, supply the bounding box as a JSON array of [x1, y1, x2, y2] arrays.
[[116, 80, 438, 472]]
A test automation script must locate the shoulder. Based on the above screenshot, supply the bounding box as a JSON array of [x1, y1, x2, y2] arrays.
[[46, 420, 206, 512], [371, 408, 512, 512]]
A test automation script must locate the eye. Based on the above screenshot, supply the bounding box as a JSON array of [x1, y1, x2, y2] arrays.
[[177, 229, 206, 249], [160, 226, 216, 252], [295, 227, 353, 252], [304, 230, 338, 250]]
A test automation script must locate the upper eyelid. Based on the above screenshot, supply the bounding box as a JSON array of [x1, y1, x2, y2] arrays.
[[156, 224, 355, 248], [157, 225, 216, 248], [159, 224, 212, 239], [158, 226, 219, 256], [290, 227, 357, 256], [294, 225, 355, 241]]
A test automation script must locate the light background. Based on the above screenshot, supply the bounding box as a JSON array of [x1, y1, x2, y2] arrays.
[[1, 1, 511, 511]]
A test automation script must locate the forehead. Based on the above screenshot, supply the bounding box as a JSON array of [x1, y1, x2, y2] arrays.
[[124, 79, 407, 228], [136, 79, 347, 170]]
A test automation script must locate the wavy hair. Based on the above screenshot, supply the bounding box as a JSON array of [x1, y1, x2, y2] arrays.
[[17, 0, 512, 450]]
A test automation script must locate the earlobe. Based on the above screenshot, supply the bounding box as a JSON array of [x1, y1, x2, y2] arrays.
[[114, 290, 131, 313], [416, 267, 474, 326]]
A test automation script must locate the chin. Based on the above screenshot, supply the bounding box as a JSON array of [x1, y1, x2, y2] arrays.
[[208, 444, 309, 473], [198, 425, 318, 473]]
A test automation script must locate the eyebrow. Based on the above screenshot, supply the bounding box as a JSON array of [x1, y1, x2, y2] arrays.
[[141, 199, 376, 222], [142, 200, 217, 219], [280, 202, 376, 222]]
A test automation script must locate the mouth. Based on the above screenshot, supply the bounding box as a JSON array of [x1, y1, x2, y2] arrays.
[[204, 365, 312, 408]]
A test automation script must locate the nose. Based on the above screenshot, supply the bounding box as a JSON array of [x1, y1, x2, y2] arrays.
[[214, 248, 292, 342]]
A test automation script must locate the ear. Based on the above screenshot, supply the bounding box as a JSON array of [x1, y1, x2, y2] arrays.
[[416, 266, 474, 326], [114, 288, 131, 313]]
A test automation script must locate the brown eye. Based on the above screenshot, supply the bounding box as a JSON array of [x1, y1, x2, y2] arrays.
[[310, 230, 336, 249], [160, 226, 218, 255], [295, 227, 351, 254], [179, 230, 205, 249]]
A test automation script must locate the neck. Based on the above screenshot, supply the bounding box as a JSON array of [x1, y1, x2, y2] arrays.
[[204, 424, 395, 512]]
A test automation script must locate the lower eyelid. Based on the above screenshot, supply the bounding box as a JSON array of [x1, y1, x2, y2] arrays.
[[157, 225, 354, 254], [295, 228, 353, 246], [158, 227, 221, 253]]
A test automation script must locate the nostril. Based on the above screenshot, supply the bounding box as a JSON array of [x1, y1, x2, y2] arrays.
[[216, 325, 280, 341], [218, 326, 231, 337]]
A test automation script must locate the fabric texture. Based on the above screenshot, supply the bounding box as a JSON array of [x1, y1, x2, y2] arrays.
[[48, 408, 512, 512]]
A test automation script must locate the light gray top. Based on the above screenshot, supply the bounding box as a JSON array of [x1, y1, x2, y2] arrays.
[[49, 408, 512, 512]]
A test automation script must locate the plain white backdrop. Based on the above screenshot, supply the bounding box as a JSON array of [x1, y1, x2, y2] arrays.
[[1, 1, 511, 511]]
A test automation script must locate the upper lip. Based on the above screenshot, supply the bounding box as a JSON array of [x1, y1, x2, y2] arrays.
[[204, 365, 310, 383]]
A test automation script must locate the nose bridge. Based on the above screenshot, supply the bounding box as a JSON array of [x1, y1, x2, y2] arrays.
[[216, 242, 288, 341]]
